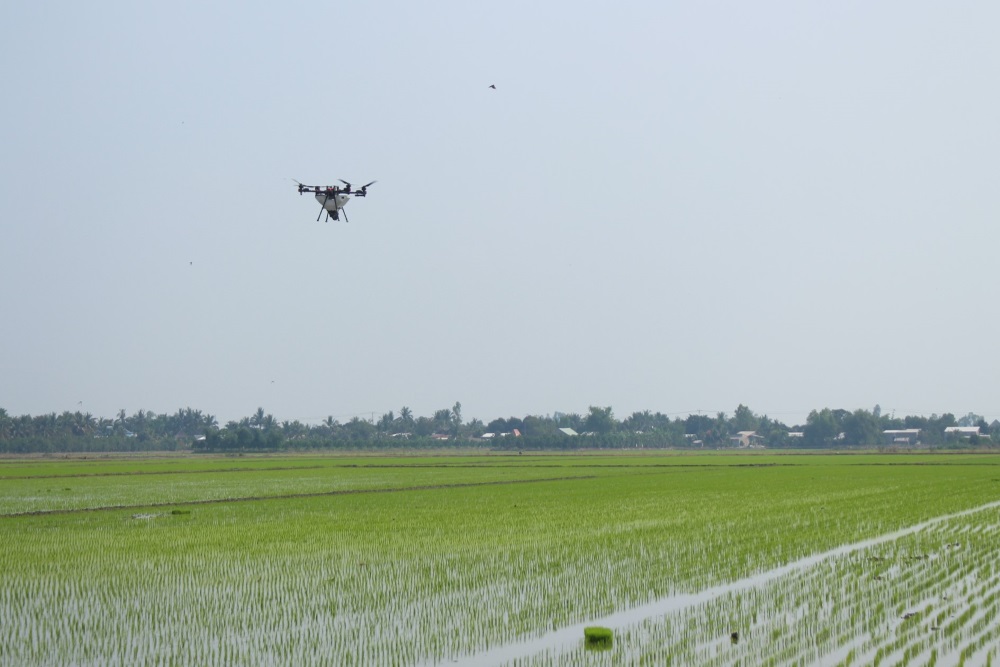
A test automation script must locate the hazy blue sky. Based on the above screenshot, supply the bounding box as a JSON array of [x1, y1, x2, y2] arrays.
[[2, 1, 999, 427]]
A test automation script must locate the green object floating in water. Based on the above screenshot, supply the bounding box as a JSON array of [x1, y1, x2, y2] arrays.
[[584, 626, 613, 651]]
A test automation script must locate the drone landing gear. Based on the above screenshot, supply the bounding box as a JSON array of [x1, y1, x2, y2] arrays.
[[316, 193, 342, 223], [317, 192, 330, 222]]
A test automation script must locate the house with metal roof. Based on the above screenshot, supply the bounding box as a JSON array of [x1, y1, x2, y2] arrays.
[[729, 431, 765, 448], [883, 428, 920, 444], [944, 426, 983, 439]]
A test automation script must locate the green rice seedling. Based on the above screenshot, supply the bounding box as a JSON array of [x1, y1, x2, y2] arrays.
[[583, 626, 613, 650], [510, 498, 1000, 667]]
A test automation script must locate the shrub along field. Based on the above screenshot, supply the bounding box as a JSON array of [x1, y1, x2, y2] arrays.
[[1, 452, 999, 665]]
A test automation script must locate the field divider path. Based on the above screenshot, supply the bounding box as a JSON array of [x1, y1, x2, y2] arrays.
[[0, 464, 329, 480], [457, 497, 1000, 667], [0, 461, 799, 481], [0, 474, 599, 518]]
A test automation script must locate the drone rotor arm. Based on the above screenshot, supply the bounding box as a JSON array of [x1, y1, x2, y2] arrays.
[[293, 179, 320, 195], [355, 180, 376, 197]]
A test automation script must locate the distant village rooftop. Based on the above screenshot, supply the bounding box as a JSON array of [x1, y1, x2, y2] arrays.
[[883, 428, 921, 444], [729, 431, 765, 448]]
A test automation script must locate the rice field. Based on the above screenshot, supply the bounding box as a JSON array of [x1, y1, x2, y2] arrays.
[[503, 502, 1000, 666], [1, 452, 998, 665]]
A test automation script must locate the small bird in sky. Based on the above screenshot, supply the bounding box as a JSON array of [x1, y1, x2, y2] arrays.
[[489, 84, 496, 89]]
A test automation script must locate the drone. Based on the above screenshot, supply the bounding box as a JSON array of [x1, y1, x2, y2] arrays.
[[294, 179, 376, 222]]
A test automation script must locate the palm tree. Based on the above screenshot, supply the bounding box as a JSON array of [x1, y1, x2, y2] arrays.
[[377, 411, 395, 433], [202, 413, 218, 430], [281, 420, 307, 439], [131, 409, 148, 437], [34, 413, 58, 438], [70, 411, 96, 437], [16, 415, 36, 439], [321, 416, 339, 438], [57, 411, 78, 436], [96, 417, 114, 436], [433, 409, 452, 433], [260, 413, 277, 432]]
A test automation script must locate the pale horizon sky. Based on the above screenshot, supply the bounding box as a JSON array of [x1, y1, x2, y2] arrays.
[[2, 1, 999, 428]]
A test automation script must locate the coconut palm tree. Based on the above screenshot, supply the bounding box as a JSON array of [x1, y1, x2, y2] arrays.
[[399, 406, 413, 424], [377, 411, 395, 433], [259, 412, 277, 432]]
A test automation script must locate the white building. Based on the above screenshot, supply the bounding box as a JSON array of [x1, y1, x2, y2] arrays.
[[883, 429, 921, 445], [944, 426, 981, 439]]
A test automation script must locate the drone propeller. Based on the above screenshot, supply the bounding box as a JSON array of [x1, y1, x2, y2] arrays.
[[340, 179, 377, 195]]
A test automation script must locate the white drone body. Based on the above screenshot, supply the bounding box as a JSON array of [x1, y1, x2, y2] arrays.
[[317, 192, 351, 214]]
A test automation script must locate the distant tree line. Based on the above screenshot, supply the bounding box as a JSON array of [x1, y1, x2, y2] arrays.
[[0, 407, 217, 454], [0, 403, 996, 454]]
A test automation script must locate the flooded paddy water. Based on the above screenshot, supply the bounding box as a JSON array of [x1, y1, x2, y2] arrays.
[[468, 500, 1000, 666]]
